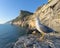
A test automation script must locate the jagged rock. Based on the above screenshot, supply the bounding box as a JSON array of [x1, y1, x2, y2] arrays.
[[13, 34, 60, 48]]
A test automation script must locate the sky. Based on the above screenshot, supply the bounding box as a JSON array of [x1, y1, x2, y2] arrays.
[[0, 0, 48, 24]]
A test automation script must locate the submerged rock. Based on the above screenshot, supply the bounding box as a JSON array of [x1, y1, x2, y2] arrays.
[[4, 42, 15, 48]]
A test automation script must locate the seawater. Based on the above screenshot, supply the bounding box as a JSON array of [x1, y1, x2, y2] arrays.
[[0, 24, 26, 48]]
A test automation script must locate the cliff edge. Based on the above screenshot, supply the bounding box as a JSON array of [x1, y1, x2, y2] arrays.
[[12, 0, 60, 32], [12, 0, 60, 48]]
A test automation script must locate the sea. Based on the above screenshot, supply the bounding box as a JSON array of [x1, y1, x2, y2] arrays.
[[0, 24, 26, 48]]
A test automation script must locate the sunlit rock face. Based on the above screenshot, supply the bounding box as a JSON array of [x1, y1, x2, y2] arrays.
[[12, 0, 60, 32], [11, 10, 33, 28], [33, 0, 60, 32]]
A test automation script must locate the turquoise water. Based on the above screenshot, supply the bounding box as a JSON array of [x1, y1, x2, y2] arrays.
[[0, 24, 26, 48]]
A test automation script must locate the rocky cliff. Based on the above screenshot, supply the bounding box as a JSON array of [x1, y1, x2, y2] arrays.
[[30, 0, 60, 32], [34, 0, 60, 32], [11, 0, 60, 48], [12, 10, 33, 28], [12, 0, 60, 32]]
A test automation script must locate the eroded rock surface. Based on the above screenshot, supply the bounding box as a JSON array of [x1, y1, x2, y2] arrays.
[[13, 34, 60, 48]]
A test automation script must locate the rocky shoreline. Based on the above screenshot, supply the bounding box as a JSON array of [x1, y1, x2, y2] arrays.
[[13, 33, 60, 48], [8, 0, 60, 48], [5, 33, 60, 48]]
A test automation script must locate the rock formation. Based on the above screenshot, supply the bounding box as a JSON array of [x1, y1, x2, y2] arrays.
[[13, 34, 60, 48], [12, 0, 60, 48], [12, 10, 33, 28], [12, 0, 60, 32], [35, 0, 60, 32]]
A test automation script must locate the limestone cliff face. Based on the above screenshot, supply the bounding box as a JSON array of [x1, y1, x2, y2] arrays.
[[35, 0, 60, 32], [12, 0, 60, 32], [31, 0, 60, 32]]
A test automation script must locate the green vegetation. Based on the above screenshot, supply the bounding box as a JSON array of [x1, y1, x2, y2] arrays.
[[12, 10, 33, 22]]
